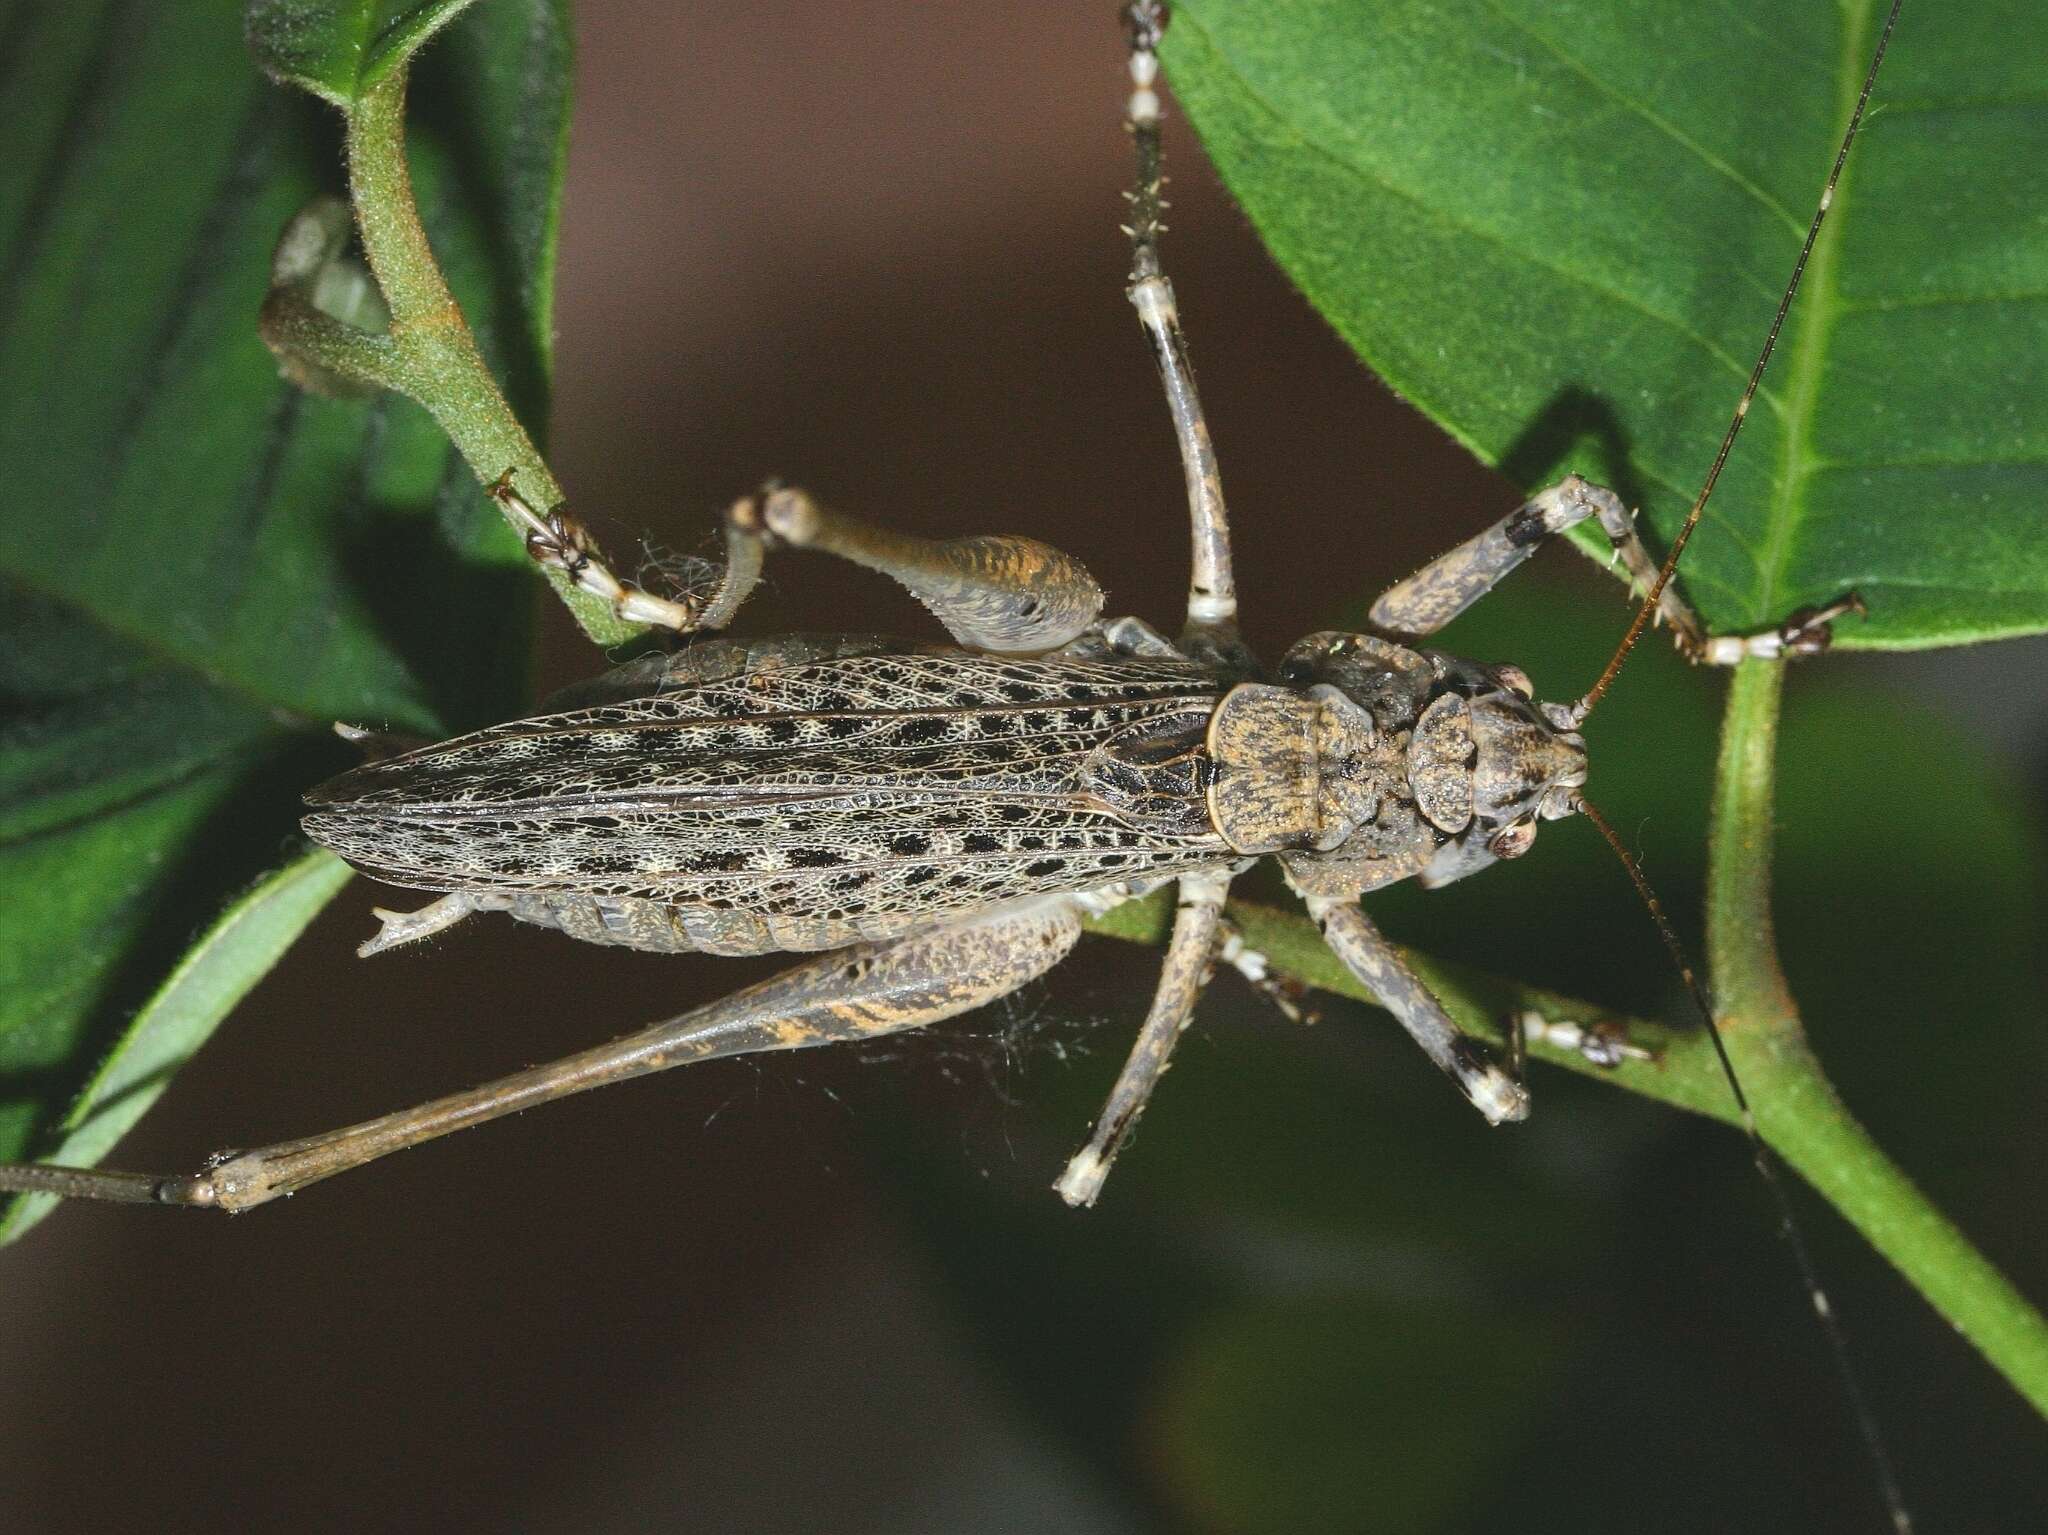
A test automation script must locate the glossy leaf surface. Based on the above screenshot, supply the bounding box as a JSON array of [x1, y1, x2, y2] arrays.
[[1163, 0, 2048, 647]]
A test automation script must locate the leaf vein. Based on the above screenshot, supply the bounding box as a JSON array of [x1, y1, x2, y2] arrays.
[[1475, 0, 1806, 233], [0, 0, 137, 336], [1758, 0, 1877, 621], [0, 565, 311, 723], [1181, 13, 1767, 398]]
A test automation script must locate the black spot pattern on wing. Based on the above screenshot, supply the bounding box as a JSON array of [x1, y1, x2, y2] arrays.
[[306, 652, 1234, 922]]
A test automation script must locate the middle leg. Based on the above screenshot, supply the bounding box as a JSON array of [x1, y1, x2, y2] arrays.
[[1055, 870, 1230, 1207]]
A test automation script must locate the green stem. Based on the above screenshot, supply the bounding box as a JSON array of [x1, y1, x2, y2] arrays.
[[259, 287, 408, 395], [335, 71, 639, 647], [1087, 895, 1738, 1119], [1709, 660, 2048, 1417], [1084, 659, 2048, 1422]]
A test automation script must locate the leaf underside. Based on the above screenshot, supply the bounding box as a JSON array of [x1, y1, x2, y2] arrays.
[[1163, 0, 2048, 648], [0, 0, 569, 1241], [244, 0, 483, 105]]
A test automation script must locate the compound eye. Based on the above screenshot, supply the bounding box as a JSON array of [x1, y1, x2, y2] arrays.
[[1278, 656, 1316, 686], [1493, 664, 1534, 699], [1489, 820, 1538, 859]]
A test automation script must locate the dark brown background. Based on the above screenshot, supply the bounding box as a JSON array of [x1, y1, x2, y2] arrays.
[[3, 3, 2042, 1531]]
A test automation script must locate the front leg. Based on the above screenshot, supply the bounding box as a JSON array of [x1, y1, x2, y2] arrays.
[[1370, 476, 1698, 646], [1368, 475, 1863, 664]]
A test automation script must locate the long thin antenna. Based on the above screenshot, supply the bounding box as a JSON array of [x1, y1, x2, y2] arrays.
[[1576, 796, 1911, 1533], [1576, 0, 1906, 721]]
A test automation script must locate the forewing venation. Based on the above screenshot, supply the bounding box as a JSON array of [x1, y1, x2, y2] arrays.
[[304, 652, 1235, 918]]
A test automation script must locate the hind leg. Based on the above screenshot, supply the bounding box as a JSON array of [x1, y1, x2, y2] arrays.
[[744, 485, 1105, 653], [0, 902, 1082, 1212]]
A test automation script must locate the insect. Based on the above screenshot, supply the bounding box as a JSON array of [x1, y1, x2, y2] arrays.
[[2, 8, 1864, 1205], [1, 0, 1928, 1521]]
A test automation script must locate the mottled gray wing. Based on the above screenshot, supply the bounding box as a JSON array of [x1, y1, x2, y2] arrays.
[[306, 652, 1234, 930]]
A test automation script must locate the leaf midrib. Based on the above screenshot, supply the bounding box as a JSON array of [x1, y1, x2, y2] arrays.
[[1758, 0, 1877, 625], [360, 1, 480, 96]]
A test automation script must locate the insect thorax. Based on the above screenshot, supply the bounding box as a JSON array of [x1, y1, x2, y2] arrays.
[[1230, 632, 1589, 899]]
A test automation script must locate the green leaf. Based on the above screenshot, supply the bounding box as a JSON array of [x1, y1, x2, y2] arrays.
[[245, 0, 482, 105], [1162, 0, 2048, 648], [0, 0, 570, 1241], [0, 850, 351, 1244]]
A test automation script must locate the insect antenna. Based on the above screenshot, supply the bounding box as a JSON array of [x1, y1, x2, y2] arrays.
[[1575, 0, 1906, 722], [1574, 795, 1912, 1533]]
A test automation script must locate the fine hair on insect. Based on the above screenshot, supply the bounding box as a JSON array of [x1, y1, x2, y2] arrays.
[[1, 2, 1930, 1527]]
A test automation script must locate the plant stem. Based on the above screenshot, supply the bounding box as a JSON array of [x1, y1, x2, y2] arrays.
[[1708, 659, 2048, 1417], [1083, 658, 2048, 1422], [339, 71, 639, 646], [260, 287, 409, 395], [1086, 895, 1729, 1114]]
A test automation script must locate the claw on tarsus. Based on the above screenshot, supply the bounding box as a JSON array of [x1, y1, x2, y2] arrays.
[[1777, 590, 1867, 655]]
